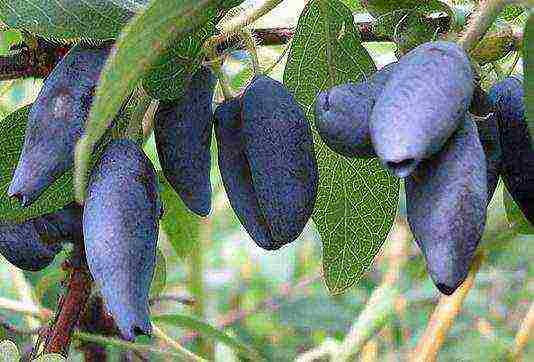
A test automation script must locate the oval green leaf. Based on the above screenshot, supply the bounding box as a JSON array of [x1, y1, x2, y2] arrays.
[[283, 0, 399, 294], [0, 0, 148, 41], [0, 105, 74, 223]]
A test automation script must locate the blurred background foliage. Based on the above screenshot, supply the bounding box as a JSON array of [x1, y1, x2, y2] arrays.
[[0, 0, 531, 361]]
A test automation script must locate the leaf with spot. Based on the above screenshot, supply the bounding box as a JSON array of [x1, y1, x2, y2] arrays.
[[0, 106, 74, 223], [283, 0, 399, 294], [0, 0, 148, 42]]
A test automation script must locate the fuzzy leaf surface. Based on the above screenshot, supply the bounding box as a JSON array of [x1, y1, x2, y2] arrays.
[[283, 0, 399, 294], [0, 0, 148, 41]]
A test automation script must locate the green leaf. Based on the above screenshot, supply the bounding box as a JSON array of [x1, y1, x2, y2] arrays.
[[0, 105, 74, 223], [158, 173, 200, 258], [153, 315, 262, 360], [283, 0, 399, 294], [371, 1, 453, 54], [339, 0, 364, 12], [143, 19, 217, 100], [0, 29, 22, 55], [150, 247, 167, 299], [503, 187, 534, 235], [0, 0, 147, 42], [0, 340, 19, 361], [75, 0, 223, 203], [525, 12, 534, 141]]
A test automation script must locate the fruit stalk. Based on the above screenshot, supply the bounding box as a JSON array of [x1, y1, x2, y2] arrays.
[[459, 0, 514, 52], [42, 244, 92, 356]]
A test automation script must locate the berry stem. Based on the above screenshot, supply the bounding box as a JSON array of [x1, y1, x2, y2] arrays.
[[459, 0, 514, 52], [42, 244, 92, 357], [152, 325, 206, 362], [204, 38, 233, 100]]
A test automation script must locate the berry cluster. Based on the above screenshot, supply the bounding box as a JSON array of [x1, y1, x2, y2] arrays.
[[0, 42, 319, 339], [315, 41, 533, 295], [0, 38, 530, 341]]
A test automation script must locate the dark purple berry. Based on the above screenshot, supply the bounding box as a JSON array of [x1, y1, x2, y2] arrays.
[[371, 41, 474, 178], [84, 139, 161, 341], [314, 63, 397, 158], [406, 115, 487, 295], [8, 44, 112, 206], [154, 67, 216, 216], [488, 76, 533, 224], [214, 98, 277, 250], [242, 75, 318, 243]]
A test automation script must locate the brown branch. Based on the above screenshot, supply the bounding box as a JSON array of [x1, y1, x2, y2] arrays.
[[409, 252, 485, 362], [42, 244, 92, 357], [1, 15, 449, 81]]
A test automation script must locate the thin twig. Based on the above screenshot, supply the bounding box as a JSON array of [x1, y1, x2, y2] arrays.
[[189, 217, 211, 358], [152, 324, 206, 362], [181, 270, 322, 344], [295, 219, 410, 362], [459, 0, 513, 52], [509, 301, 534, 360], [0, 297, 52, 319], [218, 0, 285, 37], [74, 331, 198, 359], [409, 253, 485, 362], [42, 245, 93, 357]]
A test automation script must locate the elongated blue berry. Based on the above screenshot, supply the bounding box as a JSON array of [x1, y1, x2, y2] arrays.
[[0, 204, 82, 271], [406, 115, 487, 295], [474, 114, 501, 203], [314, 63, 396, 158], [488, 76, 533, 223], [242, 75, 318, 243], [371, 41, 474, 177], [8, 44, 111, 206], [154, 67, 216, 216], [84, 139, 161, 341], [214, 99, 277, 249]]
